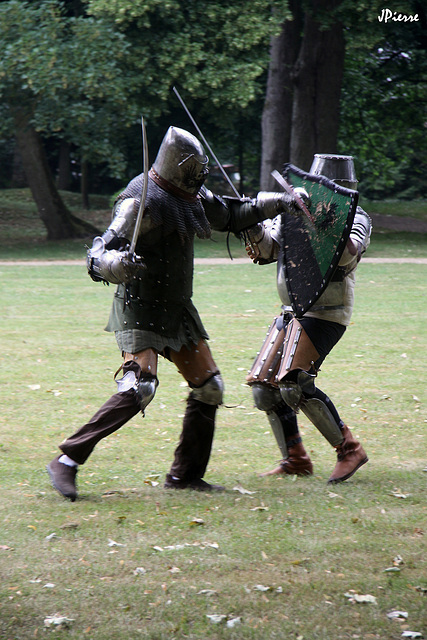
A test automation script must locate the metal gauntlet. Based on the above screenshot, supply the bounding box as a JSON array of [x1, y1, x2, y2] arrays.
[[87, 198, 144, 285], [87, 237, 143, 285]]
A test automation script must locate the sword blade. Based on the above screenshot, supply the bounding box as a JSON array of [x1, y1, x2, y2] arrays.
[[129, 116, 149, 255], [271, 169, 314, 224], [173, 86, 241, 198]]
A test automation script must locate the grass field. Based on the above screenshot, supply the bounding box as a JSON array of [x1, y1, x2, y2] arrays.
[[1, 257, 426, 639], [0, 191, 426, 639]]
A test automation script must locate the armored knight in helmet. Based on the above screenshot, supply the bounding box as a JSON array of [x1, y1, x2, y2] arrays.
[[47, 126, 303, 501], [246, 154, 372, 483]]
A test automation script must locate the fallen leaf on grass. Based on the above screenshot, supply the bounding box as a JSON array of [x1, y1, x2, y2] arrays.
[[44, 615, 74, 629], [254, 584, 273, 592], [391, 490, 410, 499], [250, 505, 269, 511], [27, 384, 41, 391], [290, 558, 310, 566], [144, 473, 160, 487], [197, 589, 217, 597], [60, 522, 79, 530], [153, 541, 218, 552], [233, 484, 256, 495], [45, 533, 60, 541], [344, 591, 377, 604], [108, 539, 125, 547], [189, 517, 205, 527], [227, 617, 241, 628], [206, 614, 227, 624], [133, 567, 146, 576], [387, 611, 408, 621]]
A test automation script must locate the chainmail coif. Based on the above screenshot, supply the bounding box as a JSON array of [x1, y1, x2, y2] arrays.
[[115, 173, 211, 244]]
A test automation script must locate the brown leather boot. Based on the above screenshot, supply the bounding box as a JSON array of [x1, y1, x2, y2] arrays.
[[260, 437, 313, 476], [327, 425, 368, 484]]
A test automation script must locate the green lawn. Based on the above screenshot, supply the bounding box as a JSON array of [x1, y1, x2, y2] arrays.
[[0, 256, 426, 639], [0, 188, 426, 260]]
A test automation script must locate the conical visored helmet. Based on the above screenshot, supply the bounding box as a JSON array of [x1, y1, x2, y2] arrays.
[[152, 126, 209, 195], [310, 154, 358, 190]]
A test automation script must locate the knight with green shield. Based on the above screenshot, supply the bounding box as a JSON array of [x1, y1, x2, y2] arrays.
[[246, 155, 372, 484]]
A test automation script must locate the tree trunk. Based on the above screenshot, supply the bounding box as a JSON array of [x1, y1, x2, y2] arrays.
[[57, 140, 72, 190], [290, 0, 345, 170], [261, 0, 345, 180], [260, 1, 302, 190], [13, 109, 98, 240], [11, 144, 27, 188]]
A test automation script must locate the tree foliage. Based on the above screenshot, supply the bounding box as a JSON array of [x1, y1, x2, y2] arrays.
[[337, 0, 427, 198], [0, 0, 137, 177], [87, 0, 288, 108], [86, 0, 290, 192], [0, 0, 425, 232]]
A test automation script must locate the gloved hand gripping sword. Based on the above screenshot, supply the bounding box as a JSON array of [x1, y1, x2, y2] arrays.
[[271, 170, 314, 224]]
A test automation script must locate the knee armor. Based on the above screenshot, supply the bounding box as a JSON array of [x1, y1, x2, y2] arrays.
[[190, 373, 224, 406], [280, 370, 316, 411], [251, 383, 282, 412], [135, 375, 159, 412], [115, 367, 159, 413]]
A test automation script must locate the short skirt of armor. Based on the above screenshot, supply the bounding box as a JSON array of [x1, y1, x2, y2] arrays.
[[114, 306, 209, 355], [247, 313, 346, 387], [247, 316, 320, 388]]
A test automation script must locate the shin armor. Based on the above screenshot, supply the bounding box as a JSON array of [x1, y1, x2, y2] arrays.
[[280, 371, 343, 447], [276, 319, 343, 448], [251, 383, 296, 458]]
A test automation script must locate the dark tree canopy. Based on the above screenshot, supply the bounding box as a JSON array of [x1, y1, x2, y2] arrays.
[[0, 0, 425, 241]]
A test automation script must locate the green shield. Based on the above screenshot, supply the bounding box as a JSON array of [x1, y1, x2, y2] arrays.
[[280, 163, 359, 317]]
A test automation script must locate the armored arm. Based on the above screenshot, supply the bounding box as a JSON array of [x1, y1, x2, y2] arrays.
[[339, 207, 372, 265], [87, 198, 146, 284], [201, 186, 307, 234]]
